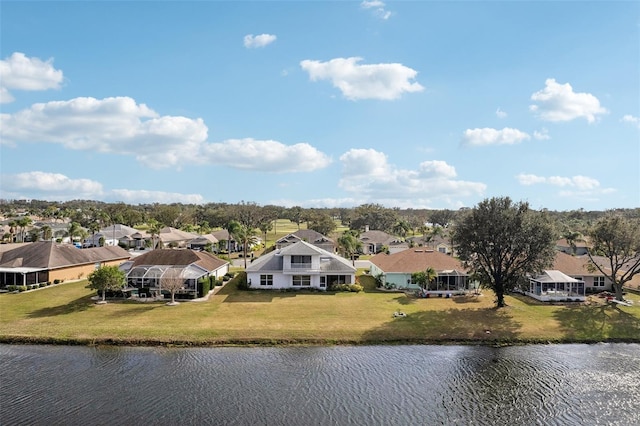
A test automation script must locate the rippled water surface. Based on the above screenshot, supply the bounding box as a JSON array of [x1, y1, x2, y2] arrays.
[[1, 344, 639, 425]]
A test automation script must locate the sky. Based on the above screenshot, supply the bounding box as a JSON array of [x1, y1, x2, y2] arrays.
[[1, 0, 639, 211]]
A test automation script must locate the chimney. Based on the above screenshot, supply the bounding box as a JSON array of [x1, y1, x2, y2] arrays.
[[365, 225, 370, 232]]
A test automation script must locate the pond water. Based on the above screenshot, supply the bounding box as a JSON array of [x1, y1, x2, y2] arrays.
[[1, 343, 639, 425]]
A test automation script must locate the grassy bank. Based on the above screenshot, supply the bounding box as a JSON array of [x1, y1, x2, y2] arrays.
[[1, 276, 638, 347]]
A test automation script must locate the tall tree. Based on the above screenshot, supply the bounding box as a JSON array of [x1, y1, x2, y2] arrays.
[[412, 267, 438, 290], [147, 219, 163, 249], [307, 212, 337, 237], [587, 214, 640, 302], [452, 197, 556, 308], [88, 265, 126, 303]]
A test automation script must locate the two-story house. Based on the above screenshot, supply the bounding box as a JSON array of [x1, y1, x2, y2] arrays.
[[245, 240, 356, 291]]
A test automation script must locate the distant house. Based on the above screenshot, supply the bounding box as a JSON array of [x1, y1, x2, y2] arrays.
[[275, 229, 336, 252], [407, 234, 454, 255], [121, 249, 229, 298], [212, 229, 240, 252], [552, 252, 613, 292], [158, 227, 199, 249], [555, 238, 589, 256], [245, 241, 356, 291], [359, 230, 402, 255], [84, 224, 149, 249], [0, 241, 131, 286], [187, 234, 219, 251], [369, 248, 472, 294], [526, 270, 586, 302]]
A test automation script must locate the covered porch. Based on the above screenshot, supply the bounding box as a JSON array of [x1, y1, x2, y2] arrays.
[[526, 270, 586, 302]]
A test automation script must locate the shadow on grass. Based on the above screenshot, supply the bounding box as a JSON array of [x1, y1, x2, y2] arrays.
[[452, 294, 483, 304], [394, 295, 417, 305], [28, 294, 95, 318], [553, 304, 640, 340], [362, 307, 522, 342]]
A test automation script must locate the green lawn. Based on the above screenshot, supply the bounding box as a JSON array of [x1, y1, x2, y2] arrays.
[[1, 277, 638, 346]]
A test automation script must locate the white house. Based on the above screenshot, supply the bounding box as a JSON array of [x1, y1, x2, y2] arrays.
[[245, 240, 356, 291]]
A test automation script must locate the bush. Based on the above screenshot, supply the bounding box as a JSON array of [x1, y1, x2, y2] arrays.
[[18, 286, 27, 292], [46, 281, 52, 286], [236, 272, 250, 290], [53, 279, 61, 284], [198, 278, 211, 298], [6, 285, 17, 292], [330, 283, 364, 293], [39, 283, 46, 288]]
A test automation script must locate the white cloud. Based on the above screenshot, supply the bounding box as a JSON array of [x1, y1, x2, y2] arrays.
[[1, 96, 331, 173], [110, 189, 205, 204], [0, 171, 104, 201], [495, 108, 507, 119], [243, 34, 277, 48], [516, 173, 616, 201], [338, 148, 485, 203], [517, 173, 603, 190], [202, 138, 331, 172], [0, 52, 64, 103], [533, 128, 550, 140], [360, 0, 392, 20], [621, 114, 640, 128], [300, 57, 424, 100], [462, 127, 531, 146], [529, 78, 607, 123]]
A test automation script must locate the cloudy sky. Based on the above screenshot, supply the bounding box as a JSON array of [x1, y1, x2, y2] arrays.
[[1, 1, 638, 211]]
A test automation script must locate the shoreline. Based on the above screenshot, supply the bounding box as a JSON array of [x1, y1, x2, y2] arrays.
[[2, 335, 639, 348]]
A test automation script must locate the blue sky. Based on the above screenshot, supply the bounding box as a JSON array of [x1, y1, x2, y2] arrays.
[[1, 0, 638, 211]]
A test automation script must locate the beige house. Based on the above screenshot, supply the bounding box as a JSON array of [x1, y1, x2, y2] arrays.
[[0, 241, 131, 287]]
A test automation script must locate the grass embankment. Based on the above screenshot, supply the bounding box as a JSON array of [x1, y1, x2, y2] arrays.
[[1, 276, 638, 347]]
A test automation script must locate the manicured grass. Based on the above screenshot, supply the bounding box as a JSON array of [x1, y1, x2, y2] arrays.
[[1, 277, 638, 346]]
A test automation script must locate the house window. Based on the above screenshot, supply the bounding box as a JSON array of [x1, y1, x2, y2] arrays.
[[438, 247, 446, 253], [260, 274, 273, 286], [320, 276, 326, 288], [593, 276, 606, 287], [292, 275, 311, 286]]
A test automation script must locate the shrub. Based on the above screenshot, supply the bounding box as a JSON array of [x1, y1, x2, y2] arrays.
[[236, 272, 250, 290], [39, 283, 46, 288], [330, 283, 363, 293], [6, 285, 17, 292], [198, 278, 211, 298], [18, 286, 27, 292], [46, 281, 52, 286], [53, 279, 61, 284]]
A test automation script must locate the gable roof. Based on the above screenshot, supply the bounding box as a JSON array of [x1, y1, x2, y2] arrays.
[[292, 229, 334, 244], [0, 241, 131, 269], [129, 248, 228, 272], [159, 227, 199, 243], [370, 249, 466, 274], [246, 240, 355, 273]]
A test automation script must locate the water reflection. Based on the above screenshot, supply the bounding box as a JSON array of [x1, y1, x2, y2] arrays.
[[1, 344, 638, 425]]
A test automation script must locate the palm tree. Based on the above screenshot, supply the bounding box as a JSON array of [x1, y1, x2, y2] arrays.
[[338, 230, 361, 266], [17, 217, 32, 242], [67, 222, 82, 245], [425, 267, 437, 291], [41, 225, 53, 241], [230, 222, 259, 268], [147, 219, 162, 249]]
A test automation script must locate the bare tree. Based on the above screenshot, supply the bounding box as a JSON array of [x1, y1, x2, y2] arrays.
[[161, 267, 186, 305]]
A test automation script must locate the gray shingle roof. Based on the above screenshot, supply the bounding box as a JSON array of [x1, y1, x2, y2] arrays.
[[0, 241, 131, 269]]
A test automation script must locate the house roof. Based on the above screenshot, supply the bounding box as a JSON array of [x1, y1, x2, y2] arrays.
[[0, 241, 131, 269], [532, 270, 581, 283], [159, 227, 199, 243], [370, 249, 466, 274], [128, 248, 228, 272], [556, 238, 589, 248], [99, 224, 141, 240], [212, 229, 233, 241], [359, 230, 395, 245], [291, 229, 334, 244], [246, 240, 355, 273], [552, 252, 606, 276]]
